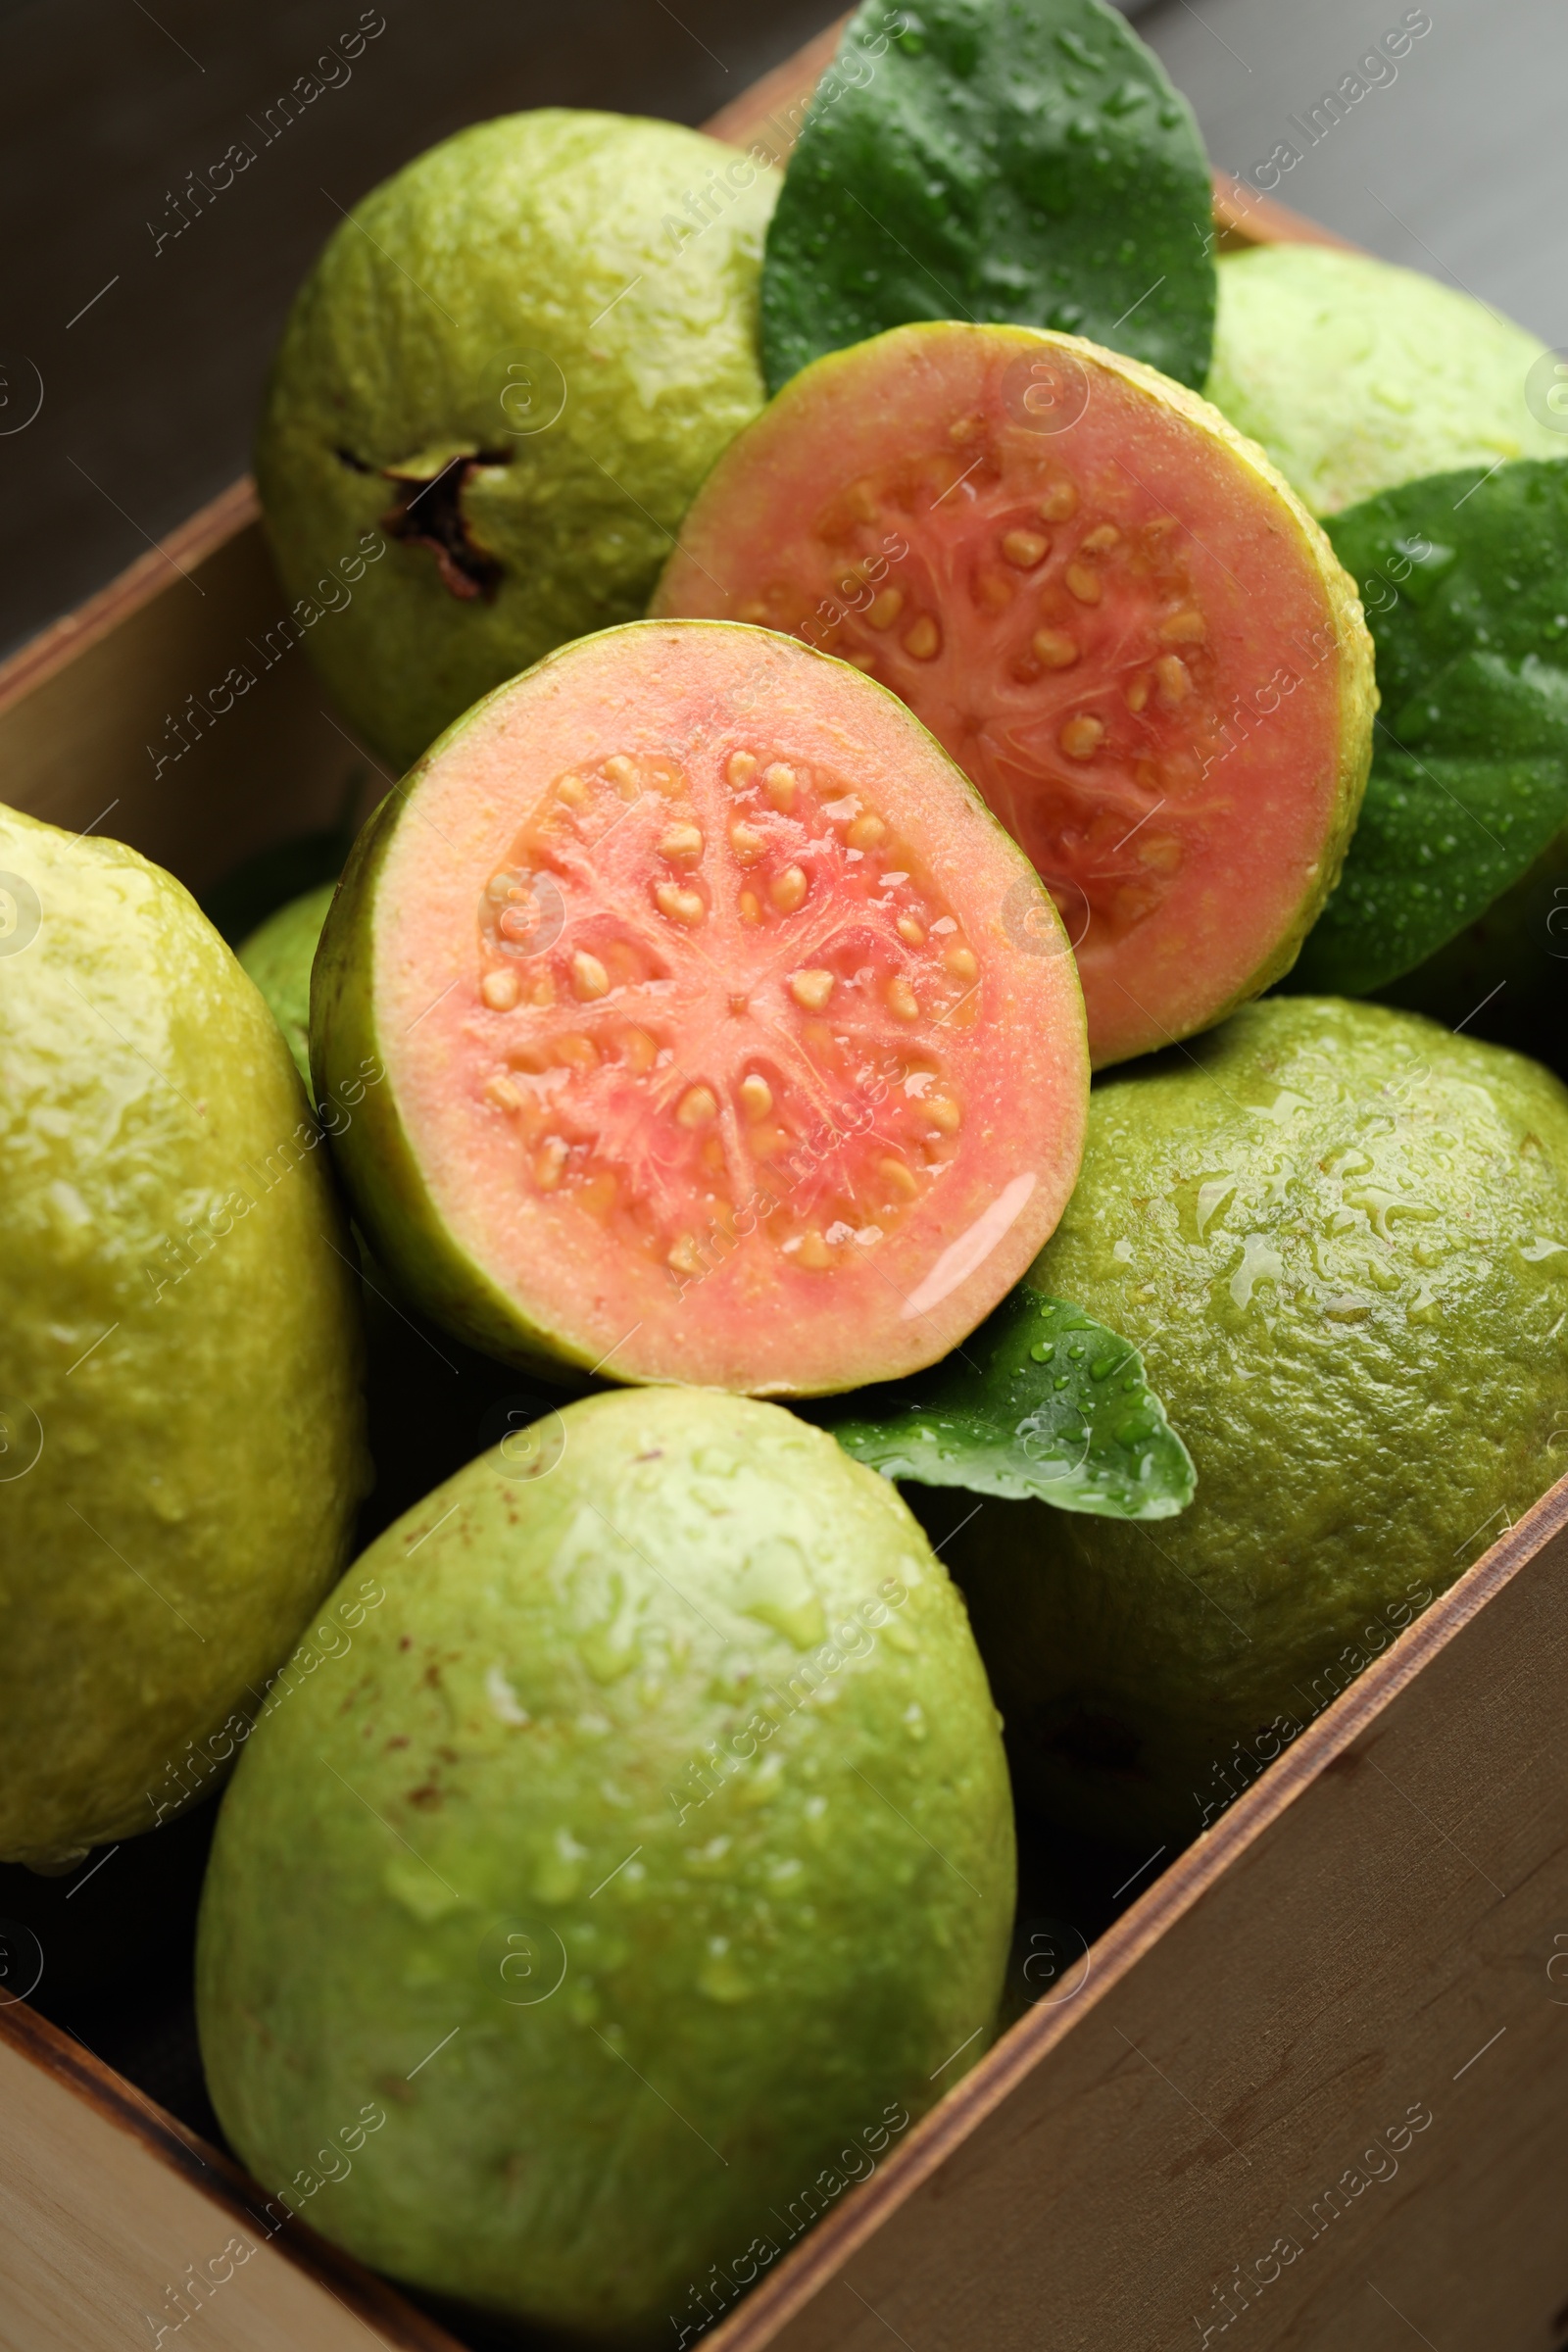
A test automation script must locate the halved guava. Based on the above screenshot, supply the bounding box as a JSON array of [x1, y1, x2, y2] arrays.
[[653, 322, 1375, 1067], [312, 620, 1090, 1395]]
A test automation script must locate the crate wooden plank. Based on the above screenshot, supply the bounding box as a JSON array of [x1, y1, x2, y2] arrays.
[[0, 2002, 464, 2352], [0, 478, 377, 894]]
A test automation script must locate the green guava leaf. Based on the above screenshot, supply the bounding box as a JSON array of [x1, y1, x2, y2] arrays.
[[825, 1285, 1195, 1519], [760, 0, 1217, 395], [1291, 459, 1568, 997]]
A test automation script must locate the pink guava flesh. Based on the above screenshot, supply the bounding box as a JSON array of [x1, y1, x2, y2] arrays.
[[654, 324, 1369, 1067], [318, 621, 1090, 1394]]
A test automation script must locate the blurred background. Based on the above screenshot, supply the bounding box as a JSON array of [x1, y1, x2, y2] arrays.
[[2, 0, 1563, 662]]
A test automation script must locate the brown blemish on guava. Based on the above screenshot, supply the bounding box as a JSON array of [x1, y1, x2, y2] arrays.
[[407, 1784, 443, 1808], [380, 455, 505, 601]]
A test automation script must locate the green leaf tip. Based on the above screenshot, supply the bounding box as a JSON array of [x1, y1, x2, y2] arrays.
[[824, 1284, 1196, 1520]]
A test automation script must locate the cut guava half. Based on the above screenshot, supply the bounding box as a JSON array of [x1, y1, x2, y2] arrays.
[[1289, 458, 1568, 997], [653, 322, 1375, 1067], [312, 621, 1090, 1395]]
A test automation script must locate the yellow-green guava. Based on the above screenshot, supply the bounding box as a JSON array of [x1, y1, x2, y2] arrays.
[[257, 111, 780, 771], [1206, 245, 1561, 516], [939, 997, 1568, 1848], [196, 1388, 1013, 2345], [238, 881, 337, 1087], [0, 808, 368, 1867]]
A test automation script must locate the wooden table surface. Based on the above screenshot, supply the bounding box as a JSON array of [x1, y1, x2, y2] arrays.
[[1, 0, 1561, 665]]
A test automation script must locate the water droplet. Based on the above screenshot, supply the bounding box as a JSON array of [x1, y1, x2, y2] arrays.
[[736, 1537, 826, 1650]]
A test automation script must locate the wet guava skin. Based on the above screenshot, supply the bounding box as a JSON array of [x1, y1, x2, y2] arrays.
[[0, 807, 368, 1865], [258, 111, 779, 771], [941, 998, 1568, 1848], [196, 1390, 1014, 2344], [238, 881, 337, 1088], [1206, 245, 1561, 517]]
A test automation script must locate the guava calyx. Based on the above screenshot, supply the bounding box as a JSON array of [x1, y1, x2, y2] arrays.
[[379, 455, 505, 602]]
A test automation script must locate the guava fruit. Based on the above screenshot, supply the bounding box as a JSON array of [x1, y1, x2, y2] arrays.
[[761, 0, 1216, 395], [238, 881, 337, 1087], [653, 321, 1375, 1067], [0, 807, 368, 1867], [196, 1387, 1014, 2345], [936, 996, 1568, 1847], [1206, 245, 1562, 518], [257, 111, 780, 772], [311, 619, 1090, 1396]]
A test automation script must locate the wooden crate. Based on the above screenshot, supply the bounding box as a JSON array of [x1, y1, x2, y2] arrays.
[[4, 27, 1565, 2352]]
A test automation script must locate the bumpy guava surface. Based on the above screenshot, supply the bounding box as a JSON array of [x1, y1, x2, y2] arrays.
[[940, 997, 1568, 1846], [0, 807, 368, 1865], [238, 881, 337, 1087], [1206, 245, 1562, 516], [257, 111, 779, 771], [197, 1389, 1014, 2344]]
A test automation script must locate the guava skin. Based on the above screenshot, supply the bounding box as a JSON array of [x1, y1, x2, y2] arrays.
[[238, 880, 337, 1088], [257, 111, 780, 772], [0, 807, 369, 1866], [1206, 245, 1562, 517], [940, 998, 1568, 1848], [196, 1390, 1014, 2345]]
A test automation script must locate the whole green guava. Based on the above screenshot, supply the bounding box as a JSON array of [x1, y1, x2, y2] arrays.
[[1206, 245, 1560, 516], [940, 997, 1568, 1848], [196, 1389, 1013, 2345], [257, 111, 780, 771], [0, 807, 368, 1867], [238, 880, 336, 1088]]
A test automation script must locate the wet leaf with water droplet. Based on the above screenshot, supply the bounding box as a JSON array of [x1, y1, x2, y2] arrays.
[[818, 1284, 1194, 1519], [760, 0, 1215, 394], [1292, 459, 1568, 995]]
